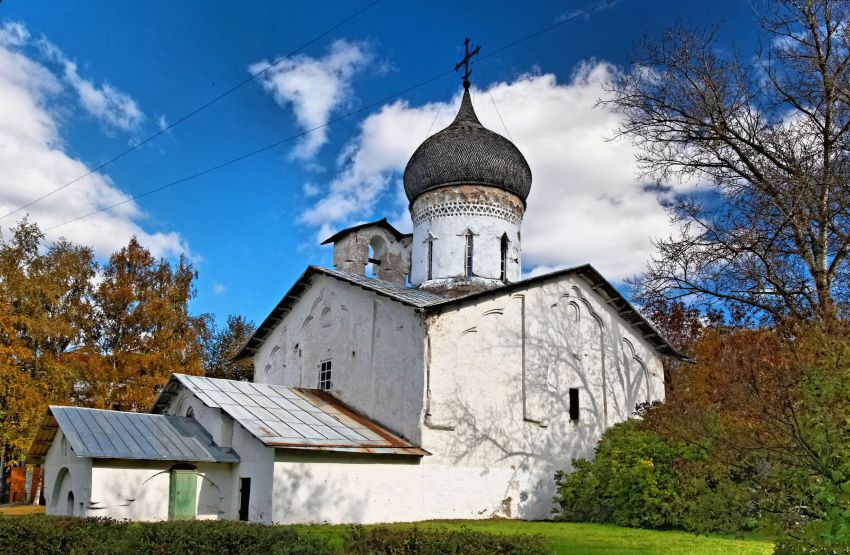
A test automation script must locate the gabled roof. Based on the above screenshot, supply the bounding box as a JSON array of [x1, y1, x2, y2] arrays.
[[426, 264, 684, 359], [152, 374, 429, 456], [236, 264, 684, 361], [234, 265, 446, 360], [26, 406, 239, 464], [320, 217, 411, 245]]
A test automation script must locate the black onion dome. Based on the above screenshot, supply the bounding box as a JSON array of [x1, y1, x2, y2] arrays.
[[403, 87, 532, 203]]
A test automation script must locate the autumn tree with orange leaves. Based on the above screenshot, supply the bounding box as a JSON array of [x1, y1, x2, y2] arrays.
[[0, 222, 207, 472]]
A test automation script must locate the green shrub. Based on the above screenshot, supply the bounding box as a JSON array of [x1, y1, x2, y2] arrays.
[[343, 526, 549, 555], [0, 515, 334, 555], [553, 419, 756, 533], [0, 516, 550, 555], [772, 344, 850, 554]]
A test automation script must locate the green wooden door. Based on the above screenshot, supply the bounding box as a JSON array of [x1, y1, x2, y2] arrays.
[[168, 469, 197, 520]]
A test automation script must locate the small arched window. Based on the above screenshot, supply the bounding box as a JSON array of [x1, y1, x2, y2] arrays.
[[427, 235, 434, 281], [185, 406, 195, 418], [500, 233, 509, 282], [367, 235, 385, 277], [464, 231, 474, 278]]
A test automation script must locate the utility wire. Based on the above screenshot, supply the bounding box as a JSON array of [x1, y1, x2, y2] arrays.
[[43, 0, 620, 232], [0, 0, 381, 222], [44, 70, 456, 232], [490, 94, 514, 142]]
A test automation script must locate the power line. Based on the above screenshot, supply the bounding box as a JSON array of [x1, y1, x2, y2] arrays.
[[43, 0, 620, 232], [44, 70, 456, 232], [0, 0, 381, 222]]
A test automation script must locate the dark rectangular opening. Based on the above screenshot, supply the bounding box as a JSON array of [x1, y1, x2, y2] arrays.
[[569, 388, 580, 421], [238, 477, 251, 521]]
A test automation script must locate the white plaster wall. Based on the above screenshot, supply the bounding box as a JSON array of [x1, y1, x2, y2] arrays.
[[272, 451, 524, 524], [229, 422, 275, 523], [88, 461, 233, 521], [253, 274, 426, 443], [411, 212, 521, 287], [422, 273, 665, 520], [43, 429, 92, 516]]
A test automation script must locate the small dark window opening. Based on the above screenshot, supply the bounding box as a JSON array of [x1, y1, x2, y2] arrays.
[[427, 236, 434, 281], [465, 231, 474, 278], [238, 477, 251, 521], [500, 233, 509, 282], [319, 360, 332, 390], [569, 388, 580, 421], [185, 406, 194, 418]]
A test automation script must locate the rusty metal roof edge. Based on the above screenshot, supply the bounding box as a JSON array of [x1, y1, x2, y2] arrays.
[[293, 388, 422, 451], [272, 444, 430, 456], [171, 374, 429, 455]]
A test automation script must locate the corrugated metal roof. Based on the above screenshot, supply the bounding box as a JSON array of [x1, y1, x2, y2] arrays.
[[153, 374, 429, 456], [26, 406, 239, 464]]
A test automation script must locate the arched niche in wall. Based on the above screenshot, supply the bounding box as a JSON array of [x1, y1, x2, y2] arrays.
[[367, 235, 386, 277], [52, 467, 72, 515], [622, 337, 651, 412]]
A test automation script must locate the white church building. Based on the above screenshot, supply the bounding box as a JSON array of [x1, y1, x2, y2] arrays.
[[27, 75, 681, 524]]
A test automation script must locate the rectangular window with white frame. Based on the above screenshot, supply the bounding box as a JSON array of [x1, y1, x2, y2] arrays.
[[319, 360, 332, 391]]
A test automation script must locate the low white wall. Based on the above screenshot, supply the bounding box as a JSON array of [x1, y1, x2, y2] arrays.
[[229, 423, 275, 523], [272, 450, 539, 524], [86, 460, 233, 521]]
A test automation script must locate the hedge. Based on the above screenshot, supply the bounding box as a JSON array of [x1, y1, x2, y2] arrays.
[[0, 515, 550, 555]]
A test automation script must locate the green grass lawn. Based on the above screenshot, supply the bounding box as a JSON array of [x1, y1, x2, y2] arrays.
[[0, 507, 773, 554], [298, 520, 775, 555]]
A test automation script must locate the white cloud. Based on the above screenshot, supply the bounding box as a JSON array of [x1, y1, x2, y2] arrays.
[[212, 282, 226, 295], [35, 36, 144, 134], [250, 39, 370, 160], [302, 182, 321, 197], [305, 63, 692, 281], [0, 21, 28, 47], [0, 21, 189, 259]]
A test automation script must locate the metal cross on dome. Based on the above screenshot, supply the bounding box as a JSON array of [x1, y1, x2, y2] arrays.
[[454, 37, 480, 88]]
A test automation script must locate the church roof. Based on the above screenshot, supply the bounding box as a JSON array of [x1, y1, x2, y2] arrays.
[[234, 264, 683, 361], [427, 264, 685, 359], [234, 265, 447, 360], [26, 406, 240, 464], [403, 86, 532, 203], [153, 374, 429, 456]]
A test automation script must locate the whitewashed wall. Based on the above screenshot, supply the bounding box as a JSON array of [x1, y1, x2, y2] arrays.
[[409, 186, 524, 288], [422, 273, 665, 520], [43, 429, 92, 516], [87, 461, 232, 521], [253, 274, 427, 443], [272, 451, 524, 524], [228, 422, 275, 523]]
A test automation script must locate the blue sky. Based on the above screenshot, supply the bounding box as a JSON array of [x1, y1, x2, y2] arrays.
[[0, 0, 761, 325]]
